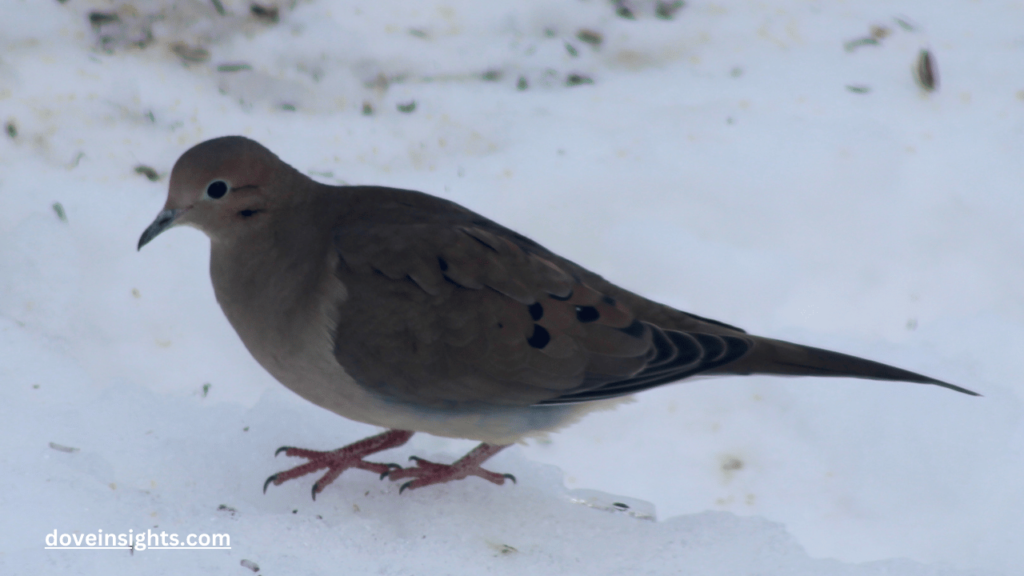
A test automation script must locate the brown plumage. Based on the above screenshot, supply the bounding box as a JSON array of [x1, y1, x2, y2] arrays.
[[139, 136, 977, 497]]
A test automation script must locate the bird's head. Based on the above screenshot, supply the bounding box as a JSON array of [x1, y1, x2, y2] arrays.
[[138, 136, 293, 250]]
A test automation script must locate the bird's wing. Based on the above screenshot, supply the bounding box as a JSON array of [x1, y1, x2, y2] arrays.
[[330, 217, 754, 408]]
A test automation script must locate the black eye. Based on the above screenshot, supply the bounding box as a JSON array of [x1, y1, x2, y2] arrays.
[[206, 180, 228, 199]]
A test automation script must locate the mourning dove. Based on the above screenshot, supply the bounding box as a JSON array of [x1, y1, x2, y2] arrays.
[[138, 136, 978, 498]]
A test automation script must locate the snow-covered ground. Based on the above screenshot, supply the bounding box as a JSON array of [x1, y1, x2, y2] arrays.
[[2, 0, 1021, 574]]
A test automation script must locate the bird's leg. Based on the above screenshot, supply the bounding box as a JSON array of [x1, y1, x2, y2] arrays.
[[386, 442, 514, 493], [264, 429, 414, 499]]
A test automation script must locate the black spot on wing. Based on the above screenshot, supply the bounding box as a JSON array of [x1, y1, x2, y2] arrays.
[[528, 302, 544, 321], [575, 305, 600, 323], [437, 257, 449, 271], [527, 324, 550, 349]]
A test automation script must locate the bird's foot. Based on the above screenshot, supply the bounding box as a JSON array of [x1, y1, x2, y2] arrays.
[[264, 429, 414, 499], [386, 442, 513, 493]]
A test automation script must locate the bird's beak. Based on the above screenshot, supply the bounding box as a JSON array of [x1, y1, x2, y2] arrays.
[[138, 208, 186, 250]]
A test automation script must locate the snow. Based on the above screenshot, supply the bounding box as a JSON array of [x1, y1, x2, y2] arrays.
[[1, 0, 1021, 574]]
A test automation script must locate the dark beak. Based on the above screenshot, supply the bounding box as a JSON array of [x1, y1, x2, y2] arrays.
[[138, 208, 184, 250]]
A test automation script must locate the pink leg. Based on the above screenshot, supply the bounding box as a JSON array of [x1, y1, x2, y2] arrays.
[[386, 442, 514, 493], [264, 429, 414, 500]]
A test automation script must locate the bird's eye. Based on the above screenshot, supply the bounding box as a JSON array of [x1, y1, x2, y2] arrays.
[[206, 180, 229, 199]]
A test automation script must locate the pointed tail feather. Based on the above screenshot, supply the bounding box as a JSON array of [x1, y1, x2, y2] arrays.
[[707, 337, 980, 396]]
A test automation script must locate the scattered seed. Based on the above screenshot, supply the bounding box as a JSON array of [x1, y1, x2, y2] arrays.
[[397, 101, 416, 113], [202, 383, 211, 397], [846, 84, 871, 94], [565, 73, 593, 87], [217, 63, 252, 72], [843, 37, 879, 52], [361, 101, 374, 115], [481, 69, 502, 82], [88, 12, 120, 28], [613, 0, 635, 19], [5, 121, 15, 138], [134, 165, 160, 181], [730, 66, 743, 78], [279, 102, 296, 111], [914, 49, 938, 91], [408, 28, 428, 39], [243, 426, 250, 432], [210, 0, 225, 16], [240, 559, 260, 572], [49, 442, 79, 453], [33, 384, 40, 389], [612, 502, 630, 509], [576, 29, 602, 47], [564, 42, 578, 57], [170, 42, 210, 63], [52, 202, 67, 222], [870, 25, 891, 39], [894, 16, 916, 31], [217, 504, 237, 514], [487, 542, 519, 555], [655, 0, 684, 20], [250, 3, 279, 23], [722, 456, 744, 471], [516, 76, 528, 91]]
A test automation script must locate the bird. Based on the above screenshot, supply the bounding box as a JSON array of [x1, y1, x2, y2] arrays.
[[138, 136, 978, 498]]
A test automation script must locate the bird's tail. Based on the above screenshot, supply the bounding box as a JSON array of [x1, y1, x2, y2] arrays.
[[705, 336, 980, 396]]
